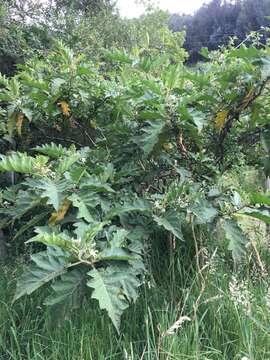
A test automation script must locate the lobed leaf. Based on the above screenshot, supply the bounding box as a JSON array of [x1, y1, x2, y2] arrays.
[[44, 268, 86, 309], [220, 219, 248, 264], [153, 210, 184, 241], [138, 120, 166, 156], [14, 246, 71, 301], [87, 266, 140, 332], [35, 143, 70, 158], [0, 152, 35, 174]]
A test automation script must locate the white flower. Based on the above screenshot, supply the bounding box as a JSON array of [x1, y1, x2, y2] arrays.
[[153, 200, 161, 209], [86, 247, 98, 259]]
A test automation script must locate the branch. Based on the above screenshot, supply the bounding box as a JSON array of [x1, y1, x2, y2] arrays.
[[238, 128, 261, 145], [217, 76, 270, 163]]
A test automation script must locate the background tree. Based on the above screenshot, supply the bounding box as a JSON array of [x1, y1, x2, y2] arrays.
[[169, 0, 270, 62], [54, 0, 115, 14]]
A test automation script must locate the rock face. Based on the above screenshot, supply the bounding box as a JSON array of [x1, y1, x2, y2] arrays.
[[0, 229, 7, 261]]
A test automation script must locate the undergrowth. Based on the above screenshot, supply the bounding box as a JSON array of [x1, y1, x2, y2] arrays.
[[1, 239, 270, 360]]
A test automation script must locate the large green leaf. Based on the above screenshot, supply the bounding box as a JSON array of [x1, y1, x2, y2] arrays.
[[56, 154, 81, 174], [35, 179, 70, 211], [153, 210, 184, 241], [44, 268, 86, 309], [228, 46, 261, 59], [35, 143, 70, 158], [104, 49, 133, 64], [250, 193, 270, 206], [87, 266, 140, 332], [80, 177, 115, 193], [98, 248, 138, 262], [106, 199, 151, 220], [65, 166, 86, 184], [189, 199, 218, 224], [82, 222, 107, 243], [69, 192, 100, 223], [190, 109, 207, 132], [110, 228, 129, 247], [139, 110, 164, 121], [0, 153, 35, 173], [138, 120, 166, 156], [220, 219, 248, 263], [26, 230, 73, 251], [14, 246, 71, 301]]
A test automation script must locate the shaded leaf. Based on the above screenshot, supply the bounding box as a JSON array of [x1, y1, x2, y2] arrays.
[[44, 268, 86, 309], [35, 179, 70, 211], [221, 219, 248, 263], [80, 177, 115, 193], [189, 199, 218, 224], [87, 266, 140, 332], [153, 210, 184, 241], [69, 192, 100, 223], [14, 246, 71, 301], [14, 212, 49, 240], [106, 199, 151, 220], [56, 154, 81, 174], [138, 120, 166, 156]]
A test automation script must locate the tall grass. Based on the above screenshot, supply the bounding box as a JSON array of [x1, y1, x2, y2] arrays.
[[1, 240, 270, 360]]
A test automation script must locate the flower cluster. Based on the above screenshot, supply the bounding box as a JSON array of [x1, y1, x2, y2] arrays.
[[229, 276, 253, 313]]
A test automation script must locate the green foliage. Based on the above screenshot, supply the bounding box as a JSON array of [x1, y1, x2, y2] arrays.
[[87, 266, 140, 332], [189, 199, 218, 225], [0, 153, 35, 173], [44, 268, 86, 310], [1, 0, 270, 348], [3, 238, 270, 359], [35, 143, 71, 158], [219, 219, 248, 265], [14, 246, 71, 301], [153, 211, 184, 241], [0, 147, 148, 330], [139, 120, 167, 156], [0, 31, 269, 332]]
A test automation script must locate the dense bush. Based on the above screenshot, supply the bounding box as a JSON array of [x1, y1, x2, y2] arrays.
[[0, 36, 269, 330]]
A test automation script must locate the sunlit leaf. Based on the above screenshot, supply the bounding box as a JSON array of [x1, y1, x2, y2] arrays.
[[215, 110, 228, 132]]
